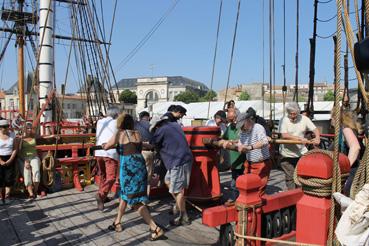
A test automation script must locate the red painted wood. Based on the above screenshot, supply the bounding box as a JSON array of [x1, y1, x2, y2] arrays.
[[202, 205, 238, 227]]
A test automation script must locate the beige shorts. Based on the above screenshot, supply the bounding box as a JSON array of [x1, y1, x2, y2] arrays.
[[18, 156, 41, 186], [141, 150, 154, 183]]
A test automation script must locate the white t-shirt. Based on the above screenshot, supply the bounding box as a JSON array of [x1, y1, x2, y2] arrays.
[[205, 119, 226, 136], [0, 132, 15, 156], [95, 117, 119, 160], [279, 115, 317, 158]]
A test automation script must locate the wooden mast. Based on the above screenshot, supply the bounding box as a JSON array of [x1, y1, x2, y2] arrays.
[[307, 0, 318, 117], [17, 0, 25, 117]]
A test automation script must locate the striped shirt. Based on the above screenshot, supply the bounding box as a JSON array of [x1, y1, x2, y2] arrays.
[[239, 123, 270, 163]]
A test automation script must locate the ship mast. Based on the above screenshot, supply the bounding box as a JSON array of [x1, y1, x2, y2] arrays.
[[17, 0, 25, 117], [39, 0, 54, 123]]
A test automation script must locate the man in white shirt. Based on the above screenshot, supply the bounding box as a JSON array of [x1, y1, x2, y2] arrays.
[[95, 106, 120, 210], [205, 110, 227, 135], [279, 102, 320, 190]]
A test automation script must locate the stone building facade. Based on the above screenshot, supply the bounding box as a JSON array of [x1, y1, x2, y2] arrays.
[[114, 76, 209, 111]]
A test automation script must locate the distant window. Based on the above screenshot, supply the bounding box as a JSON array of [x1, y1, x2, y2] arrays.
[[9, 99, 14, 109], [72, 104, 76, 109], [67, 104, 70, 109]]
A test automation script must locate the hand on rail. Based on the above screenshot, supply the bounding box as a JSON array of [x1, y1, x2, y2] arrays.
[[311, 137, 321, 146]]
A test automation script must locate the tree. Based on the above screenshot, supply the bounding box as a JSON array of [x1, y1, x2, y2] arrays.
[[324, 90, 335, 101], [238, 91, 250, 101], [119, 89, 137, 104], [200, 90, 217, 102], [174, 91, 199, 104]]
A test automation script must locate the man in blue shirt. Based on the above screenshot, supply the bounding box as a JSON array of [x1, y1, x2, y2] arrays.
[[151, 119, 193, 226]]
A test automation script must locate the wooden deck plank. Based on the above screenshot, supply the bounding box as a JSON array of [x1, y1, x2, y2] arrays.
[[0, 205, 21, 245], [1, 169, 287, 245]]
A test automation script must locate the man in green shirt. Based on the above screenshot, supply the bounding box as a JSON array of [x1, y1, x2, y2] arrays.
[[219, 109, 246, 202]]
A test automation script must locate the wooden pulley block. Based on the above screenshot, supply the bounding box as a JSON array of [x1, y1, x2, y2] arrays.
[[354, 37, 369, 74]]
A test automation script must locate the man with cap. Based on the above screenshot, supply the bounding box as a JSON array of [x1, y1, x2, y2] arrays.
[[206, 110, 227, 135], [150, 115, 193, 226], [236, 111, 272, 195], [135, 111, 154, 195]]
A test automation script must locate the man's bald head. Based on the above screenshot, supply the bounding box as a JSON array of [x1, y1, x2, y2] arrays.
[[227, 108, 237, 123]]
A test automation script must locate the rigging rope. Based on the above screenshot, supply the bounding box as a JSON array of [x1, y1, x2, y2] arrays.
[[318, 0, 334, 3], [207, 0, 223, 119], [327, 0, 343, 243], [115, 0, 180, 73], [223, 0, 241, 105], [269, 0, 273, 121], [294, 0, 299, 103], [272, 0, 276, 121], [282, 0, 286, 115], [262, 0, 265, 118]]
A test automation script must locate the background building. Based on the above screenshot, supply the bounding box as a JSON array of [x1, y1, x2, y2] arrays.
[[114, 76, 209, 111]]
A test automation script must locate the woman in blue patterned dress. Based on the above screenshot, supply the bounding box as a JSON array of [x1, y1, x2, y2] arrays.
[[103, 113, 164, 241]]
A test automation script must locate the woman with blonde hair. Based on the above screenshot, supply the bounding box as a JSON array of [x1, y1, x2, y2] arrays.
[[332, 109, 363, 195], [18, 123, 41, 200], [103, 113, 164, 241]]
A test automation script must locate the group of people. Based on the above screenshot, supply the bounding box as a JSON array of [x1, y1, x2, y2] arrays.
[[93, 101, 364, 241], [94, 104, 192, 241], [0, 118, 43, 204], [206, 100, 363, 203]]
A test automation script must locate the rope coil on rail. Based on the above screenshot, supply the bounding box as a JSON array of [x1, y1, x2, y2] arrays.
[[293, 149, 347, 198], [42, 152, 55, 187]]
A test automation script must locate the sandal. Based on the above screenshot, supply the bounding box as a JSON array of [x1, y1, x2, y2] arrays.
[[149, 226, 164, 241], [108, 222, 123, 232]]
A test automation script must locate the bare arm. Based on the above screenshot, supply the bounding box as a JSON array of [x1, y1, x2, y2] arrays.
[[342, 127, 360, 166], [281, 133, 309, 143], [103, 132, 120, 150], [311, 128, 321, 145], [5, 137, 19, 165]]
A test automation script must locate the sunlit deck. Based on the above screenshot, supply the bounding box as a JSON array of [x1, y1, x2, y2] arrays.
[[0, 169, 286, 246]]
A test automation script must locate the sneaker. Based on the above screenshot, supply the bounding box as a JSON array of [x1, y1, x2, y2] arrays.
[[95, 194, 104, 211], [26, 196, 34, 203], [169, 215, 191, 226]]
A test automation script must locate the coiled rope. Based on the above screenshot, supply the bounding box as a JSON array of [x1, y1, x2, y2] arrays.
[[326, 0, 343, 244], [42, 152, 55, 187], [293, 150, 348, 198]]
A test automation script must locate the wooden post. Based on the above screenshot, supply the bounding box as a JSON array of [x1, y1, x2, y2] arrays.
[[17, 36, 25, 117], [307, 0, 318, 117], [17, 0, 25, 117]]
